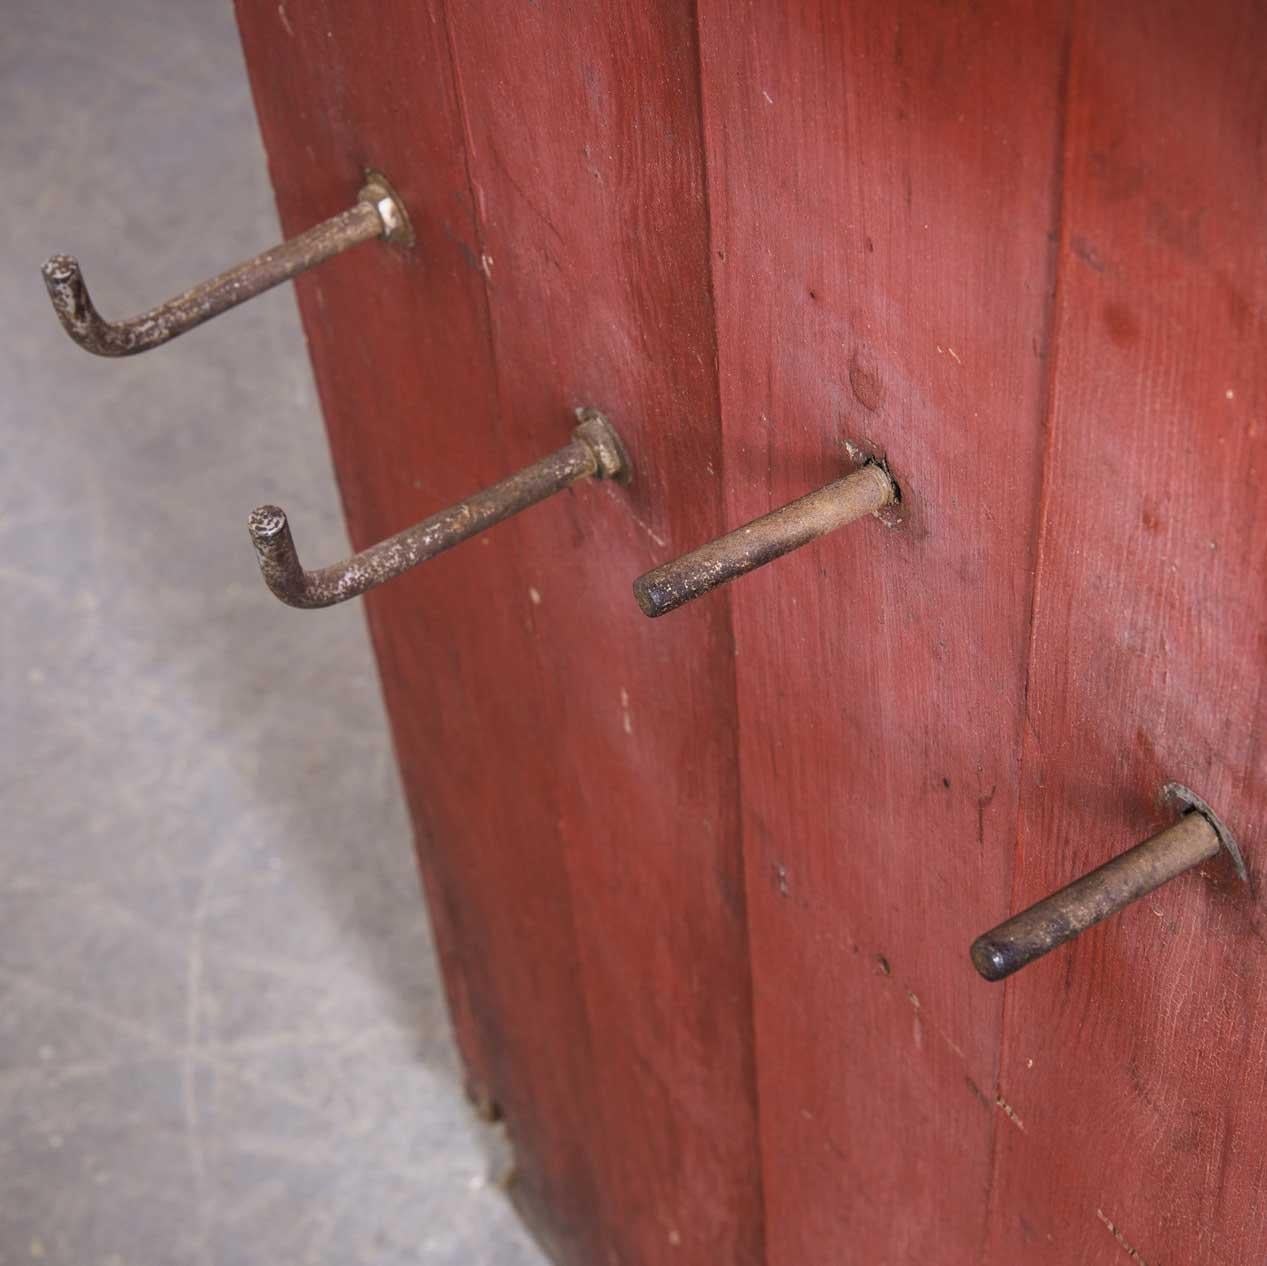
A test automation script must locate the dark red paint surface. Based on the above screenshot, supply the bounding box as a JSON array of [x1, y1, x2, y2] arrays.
[[235, 4, 761, 1264], [985, 5, 1267, 1262], [236, 2, 1267, 1261], [695, 3, 1067, 1261]]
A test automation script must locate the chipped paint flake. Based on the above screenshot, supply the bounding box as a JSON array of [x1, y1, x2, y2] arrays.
[[995, 1091, 1025, 1132], [1096, 1208, 1151, 1265]]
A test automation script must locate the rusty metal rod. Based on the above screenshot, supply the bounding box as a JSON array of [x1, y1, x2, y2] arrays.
[[248, 410, 629, 609], [633, 462, 895, 618], [971, 786, 1248, 982], [41, 172, 411, 357]]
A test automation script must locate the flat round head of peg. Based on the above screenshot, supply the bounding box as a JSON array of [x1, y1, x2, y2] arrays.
[[1162, 782, 1249, 885], [573, 408, 632, 484], [358, 171, 415, 247]]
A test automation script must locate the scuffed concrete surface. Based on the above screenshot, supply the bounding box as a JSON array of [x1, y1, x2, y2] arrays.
[[0, 2, 545, 1263]]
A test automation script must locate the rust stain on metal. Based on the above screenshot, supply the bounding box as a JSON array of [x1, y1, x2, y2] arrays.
[[248, 409, 628, 609], [41, 171, 411, 357], [632, 460, 896, 618], [970, 783, 1248, 982]]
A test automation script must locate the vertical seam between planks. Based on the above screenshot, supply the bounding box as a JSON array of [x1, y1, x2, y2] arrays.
[[978, 1, 1080, 1260], [690, 2, 770, 1263]]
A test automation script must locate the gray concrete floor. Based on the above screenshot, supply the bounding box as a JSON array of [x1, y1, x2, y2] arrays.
[[0, 3, 545, 1263]]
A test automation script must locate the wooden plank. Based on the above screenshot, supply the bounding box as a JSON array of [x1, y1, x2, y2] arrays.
[[435, 7, 765, 1263], [232, 6, 608, 1259], [694, 2, 1069, 1259], [234, 3, 763, 1264], [984, 3, 1267, 1261]]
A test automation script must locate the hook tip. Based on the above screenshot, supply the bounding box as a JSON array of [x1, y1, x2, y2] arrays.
[[246, 504, 315, 608], [247, 504, 289, 545], [41, 254, 82, 287], [41, 255, 107, 352]]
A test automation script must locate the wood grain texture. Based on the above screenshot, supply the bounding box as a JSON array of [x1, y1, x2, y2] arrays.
[[234, 3, 763, 1264], [234, 1, 1267, 1261], [984, 3, 1267, 1262], [694, 2, 1068, 1260], [233, 6, 606, 1259]]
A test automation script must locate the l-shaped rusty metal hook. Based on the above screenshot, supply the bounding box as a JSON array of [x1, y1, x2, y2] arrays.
[[41, 172, 411, 357], [247, 410, 630, 609]]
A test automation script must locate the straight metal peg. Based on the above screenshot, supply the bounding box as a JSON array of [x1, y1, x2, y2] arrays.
[[970, 783, 1249, 982], [633, 461, 896, 618]]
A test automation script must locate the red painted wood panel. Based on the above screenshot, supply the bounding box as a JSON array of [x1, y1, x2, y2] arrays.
[[234, 1, 1267, 1261], [435, 7, 765, 1264], [694, 2, 1068, 1260], [234, 4, 762, 1265], [985, 4, 1267, 1262], [233, 7, 607, 1259]]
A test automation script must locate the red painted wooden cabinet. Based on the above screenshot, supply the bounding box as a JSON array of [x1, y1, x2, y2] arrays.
[[234, 3, 1266, 1262]]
